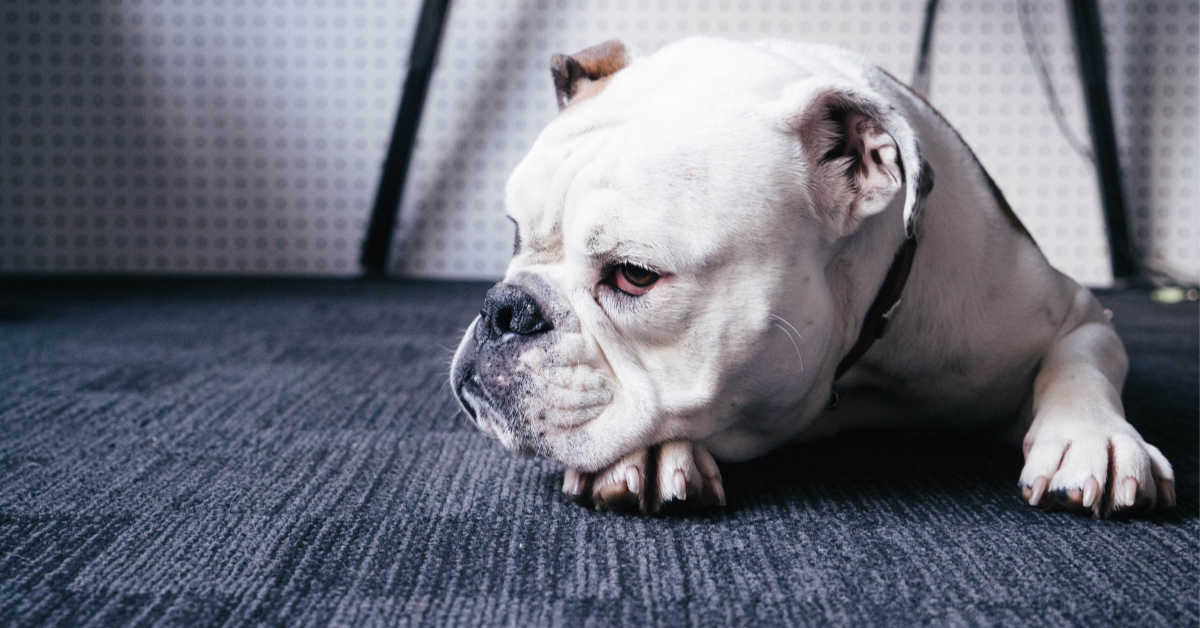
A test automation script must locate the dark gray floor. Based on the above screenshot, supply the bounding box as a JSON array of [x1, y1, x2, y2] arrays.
[[1, 278, 1196, 626]]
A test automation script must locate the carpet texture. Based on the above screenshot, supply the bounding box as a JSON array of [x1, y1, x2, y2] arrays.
[[0, 278, 1196, 626]]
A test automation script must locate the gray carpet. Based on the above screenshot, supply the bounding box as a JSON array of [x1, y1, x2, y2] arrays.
[[1, 278, 1196, 626]]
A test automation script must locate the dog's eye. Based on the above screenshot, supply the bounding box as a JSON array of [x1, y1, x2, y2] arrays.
[[611, 263, 660, 296]]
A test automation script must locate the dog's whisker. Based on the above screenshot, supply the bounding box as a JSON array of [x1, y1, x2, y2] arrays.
[[771, 322, 805, 376], [769, 313, 805, 345], [769, 314, 805, 376]]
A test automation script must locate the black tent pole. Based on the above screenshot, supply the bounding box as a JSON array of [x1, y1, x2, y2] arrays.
[[1066, 0, 1141, 284], [360, 0, 452, 277]]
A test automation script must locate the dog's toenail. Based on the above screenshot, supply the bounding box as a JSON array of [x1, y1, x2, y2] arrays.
[[1082, 477, 1100, 508], [1121, 477, 1138, 507], [1030, 476, 1049, 506], [673, 469, 687, 501], [626, 466, 640, 495]]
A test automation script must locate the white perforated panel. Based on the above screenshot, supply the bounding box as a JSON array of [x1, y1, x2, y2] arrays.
[[1, 1, 419, 274], [1, 1, 1196, 285], [1103, 0, 1199, 283]]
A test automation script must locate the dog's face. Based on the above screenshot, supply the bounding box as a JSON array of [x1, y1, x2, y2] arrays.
[[451, 38, 924, 471]]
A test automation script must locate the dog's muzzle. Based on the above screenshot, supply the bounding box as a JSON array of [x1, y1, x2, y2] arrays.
[[451, 282, 554, 453]]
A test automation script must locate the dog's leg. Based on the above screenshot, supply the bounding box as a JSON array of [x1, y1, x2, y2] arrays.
[[561, 441, 726, 514], [1019, 295, 1174, 517]]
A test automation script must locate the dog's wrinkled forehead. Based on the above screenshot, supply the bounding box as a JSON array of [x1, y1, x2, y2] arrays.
[[504, 133, 724, 274], [506, 111, 788, 272]]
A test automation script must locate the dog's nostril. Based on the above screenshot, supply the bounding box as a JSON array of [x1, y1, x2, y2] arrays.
[[494, 306, 514, 335], [481, 283, 552, 339]]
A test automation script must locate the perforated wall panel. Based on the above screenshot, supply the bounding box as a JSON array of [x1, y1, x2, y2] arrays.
[[2, 0, 419, 275], [2, 1, 1196, 285]]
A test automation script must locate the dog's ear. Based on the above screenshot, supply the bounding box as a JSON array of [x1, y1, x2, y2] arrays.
[[789, 84, 931, 238], [550, 40, 631, 110]]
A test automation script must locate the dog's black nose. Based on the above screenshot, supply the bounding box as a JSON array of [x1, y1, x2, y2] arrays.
[[479, 283, 552, 340]]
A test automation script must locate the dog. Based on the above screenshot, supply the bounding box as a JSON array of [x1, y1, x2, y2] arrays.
[[450, 37, 1174, 517]]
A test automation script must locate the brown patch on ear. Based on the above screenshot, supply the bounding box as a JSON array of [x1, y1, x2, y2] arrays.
[[566, 74, 615, 107], [550, 40, 630, 109]]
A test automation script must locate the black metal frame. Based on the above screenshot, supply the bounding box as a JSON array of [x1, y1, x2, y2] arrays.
[[1067, 0, 1140, 283], [911, 0, 940, 95], [359, 0, 452, 277]]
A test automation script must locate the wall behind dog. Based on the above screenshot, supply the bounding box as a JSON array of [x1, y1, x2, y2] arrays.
[[1, 1, 1196, 286]]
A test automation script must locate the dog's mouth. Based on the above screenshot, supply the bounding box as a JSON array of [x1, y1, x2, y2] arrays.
[[453, 366, 543, 457], [452, 364, 493, 432], [452, 366, 479, 422]]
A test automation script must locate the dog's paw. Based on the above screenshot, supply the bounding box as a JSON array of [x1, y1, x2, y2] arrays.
[[561, 441, 726, 514], [1018, 427, 1175, 518]]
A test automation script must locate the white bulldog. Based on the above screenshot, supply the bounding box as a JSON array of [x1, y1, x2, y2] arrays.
[[450, 37, 1174, 517]]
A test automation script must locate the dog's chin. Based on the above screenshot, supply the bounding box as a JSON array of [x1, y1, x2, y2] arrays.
[[453, 381, 534, 456], [464, 396, 651, 472], [486, 424, 541, 458]]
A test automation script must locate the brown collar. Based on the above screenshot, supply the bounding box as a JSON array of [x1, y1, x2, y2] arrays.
[[834, 236, 919, 380]]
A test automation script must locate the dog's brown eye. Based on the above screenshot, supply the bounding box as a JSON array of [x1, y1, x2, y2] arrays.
[[613, 263, 660, 296]]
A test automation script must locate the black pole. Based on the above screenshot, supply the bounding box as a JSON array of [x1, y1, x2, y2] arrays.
[[360, 0, 452, 277], [1066, 0, 1139, 283], [911, 0, 940, 95]]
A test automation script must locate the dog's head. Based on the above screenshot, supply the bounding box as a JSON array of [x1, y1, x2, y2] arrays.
[[451, 38, 926, 471]]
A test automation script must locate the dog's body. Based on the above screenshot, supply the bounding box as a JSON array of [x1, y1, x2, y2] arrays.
[[451, 38, 1174, 517]]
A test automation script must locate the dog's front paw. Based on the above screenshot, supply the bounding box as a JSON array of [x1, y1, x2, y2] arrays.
[[561, 441, 726, 514], [1019, 426, 1175, 518]]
